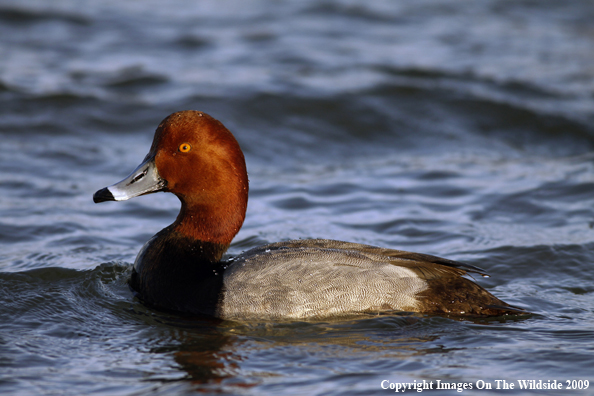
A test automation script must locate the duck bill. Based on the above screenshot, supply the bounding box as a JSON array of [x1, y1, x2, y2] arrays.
[[93, 155, 167, 203]]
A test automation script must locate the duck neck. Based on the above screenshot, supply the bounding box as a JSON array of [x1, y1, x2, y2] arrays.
[[171, 195, 247, 262]]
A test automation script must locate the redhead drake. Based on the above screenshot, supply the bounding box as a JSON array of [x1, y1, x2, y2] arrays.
[[94, 110, 523, 319]]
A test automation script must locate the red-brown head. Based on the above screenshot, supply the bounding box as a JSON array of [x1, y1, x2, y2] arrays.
[[94, 110, 249, 246]]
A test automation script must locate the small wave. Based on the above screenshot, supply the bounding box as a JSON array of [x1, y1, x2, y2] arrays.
[[0, 6, 90, 26]]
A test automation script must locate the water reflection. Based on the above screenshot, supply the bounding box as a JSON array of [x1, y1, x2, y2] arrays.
[[149, 313, 447, 387]]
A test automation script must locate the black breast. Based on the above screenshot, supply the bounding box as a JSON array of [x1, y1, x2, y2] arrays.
[[129, 228, 228, 316]]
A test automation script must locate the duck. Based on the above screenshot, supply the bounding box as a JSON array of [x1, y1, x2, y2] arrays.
[[93, 110, 524, 319]]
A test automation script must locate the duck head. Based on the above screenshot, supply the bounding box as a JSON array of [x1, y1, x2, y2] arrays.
[[93, 110, 249, 247]]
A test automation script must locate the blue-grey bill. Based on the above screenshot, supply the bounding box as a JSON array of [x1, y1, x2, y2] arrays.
[[93, 156, 166, 203]]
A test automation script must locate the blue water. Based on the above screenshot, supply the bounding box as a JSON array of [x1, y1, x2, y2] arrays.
[[2, 1, 594, 395]]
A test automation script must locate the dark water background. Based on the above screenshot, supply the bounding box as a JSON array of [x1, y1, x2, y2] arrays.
[[2, 1, 594, 395]]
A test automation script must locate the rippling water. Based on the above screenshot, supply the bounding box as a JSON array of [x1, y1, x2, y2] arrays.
[[2, 1, 594, 395]]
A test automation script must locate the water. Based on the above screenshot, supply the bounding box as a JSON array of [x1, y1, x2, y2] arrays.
[[1, 0, 594, 394]]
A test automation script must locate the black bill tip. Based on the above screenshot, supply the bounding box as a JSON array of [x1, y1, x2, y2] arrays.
[[93, 187, 115, 203]]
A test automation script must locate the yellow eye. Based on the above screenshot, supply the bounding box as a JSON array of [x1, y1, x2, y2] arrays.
[[179, 143, 191, 153]]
